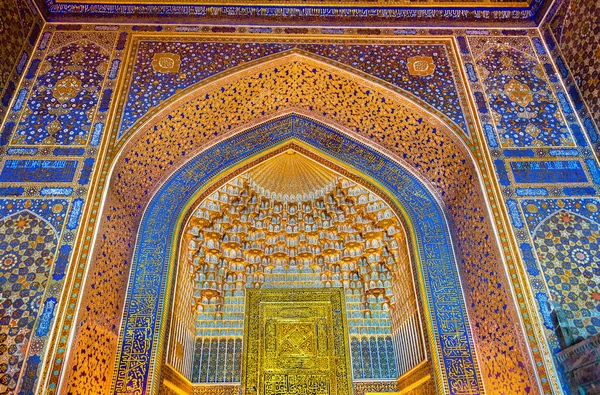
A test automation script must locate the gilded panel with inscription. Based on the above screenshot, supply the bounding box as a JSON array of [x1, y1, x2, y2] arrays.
[[242, 288, 353, 395]]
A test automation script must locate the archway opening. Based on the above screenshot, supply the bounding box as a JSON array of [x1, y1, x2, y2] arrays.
[[104, 114, 485, 394], [161, 142, 436, 394]]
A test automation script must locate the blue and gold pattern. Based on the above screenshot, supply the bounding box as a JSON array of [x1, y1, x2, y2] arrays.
[[37, 0, 548, 25], [0, 0, 42, 123], [114, 115, 481, 394], [471, 36, 574, 148], [118, 40, 469, 139], [521, 199, 600, 344], [543, 0, 600, 154], [460, 28, 600, 393], [0, 26, 124, 394], [10, 32, 116, 146], [0, 22, 598, 395], [0, 199, 67, 395], [39, 30, 538, 395]]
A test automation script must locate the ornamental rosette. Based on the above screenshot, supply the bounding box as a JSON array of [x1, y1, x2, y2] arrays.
[[52, 75, 82, 103], [151, 53, 182, 73], [407, 56, 436, 76], [504, 79, 533, 107]]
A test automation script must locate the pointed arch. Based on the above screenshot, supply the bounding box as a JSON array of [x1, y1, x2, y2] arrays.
[[0, 209, 61, 239], [111, 116, 482, 394], [532, 208, 600, 236], [63, 53, 537, 395]]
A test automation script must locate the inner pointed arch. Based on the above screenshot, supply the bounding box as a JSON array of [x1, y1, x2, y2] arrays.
[[111, 114, 483, 395], [0, 209, 61, 239]]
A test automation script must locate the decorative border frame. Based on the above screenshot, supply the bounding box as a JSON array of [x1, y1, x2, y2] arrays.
[[27, 28, 562, 395], [37, 0, 548, 25], [112, 115, 483, 395]]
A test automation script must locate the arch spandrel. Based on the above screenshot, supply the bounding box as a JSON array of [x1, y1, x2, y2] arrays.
[[63, 56, 538, 395], [116, 44, 471, 142]]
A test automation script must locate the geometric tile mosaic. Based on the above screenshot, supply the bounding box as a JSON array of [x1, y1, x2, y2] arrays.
[[112, 115, 481, 394], [0, 210, 57, 394], [548, 0, 600, 139], [522, 199, 600, 344], [459, 27, 600, 394]]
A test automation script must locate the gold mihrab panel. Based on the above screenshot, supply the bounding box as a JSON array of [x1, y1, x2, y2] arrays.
[[242, 288, 353, 395]]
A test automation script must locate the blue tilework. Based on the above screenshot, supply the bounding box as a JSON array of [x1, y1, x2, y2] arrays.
[[509, 160, 587, 184], [0, 198, 67, 394], [521, 198, 600, 343], [11, 40, 111, 145], [475, 44, 574, 147], [113, 115, 480, 394], [38, 1, 543, 25], [0, 160, 78, 183]]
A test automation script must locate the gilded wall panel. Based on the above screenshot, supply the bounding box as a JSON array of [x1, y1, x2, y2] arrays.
[[470, 36, 574, 148], [8, 32, 117, 146]]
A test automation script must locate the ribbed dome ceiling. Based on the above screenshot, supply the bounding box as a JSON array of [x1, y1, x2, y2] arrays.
[[246, 149, 339, 201]]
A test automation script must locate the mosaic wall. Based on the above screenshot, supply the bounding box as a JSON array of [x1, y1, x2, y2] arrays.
[[542, 0, 600, 156], [0, 0, 42, 123], [459, 29, 600, 392], [0, 26, 122, 394], [109, 116, 482, 394], [192, 338, 243, 383], [118, 40, 470, 139], [0, 22, 598, 395], [0, 199, 68, 395], [471, 37, 573, 148], [57, 33, 531, 395]]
